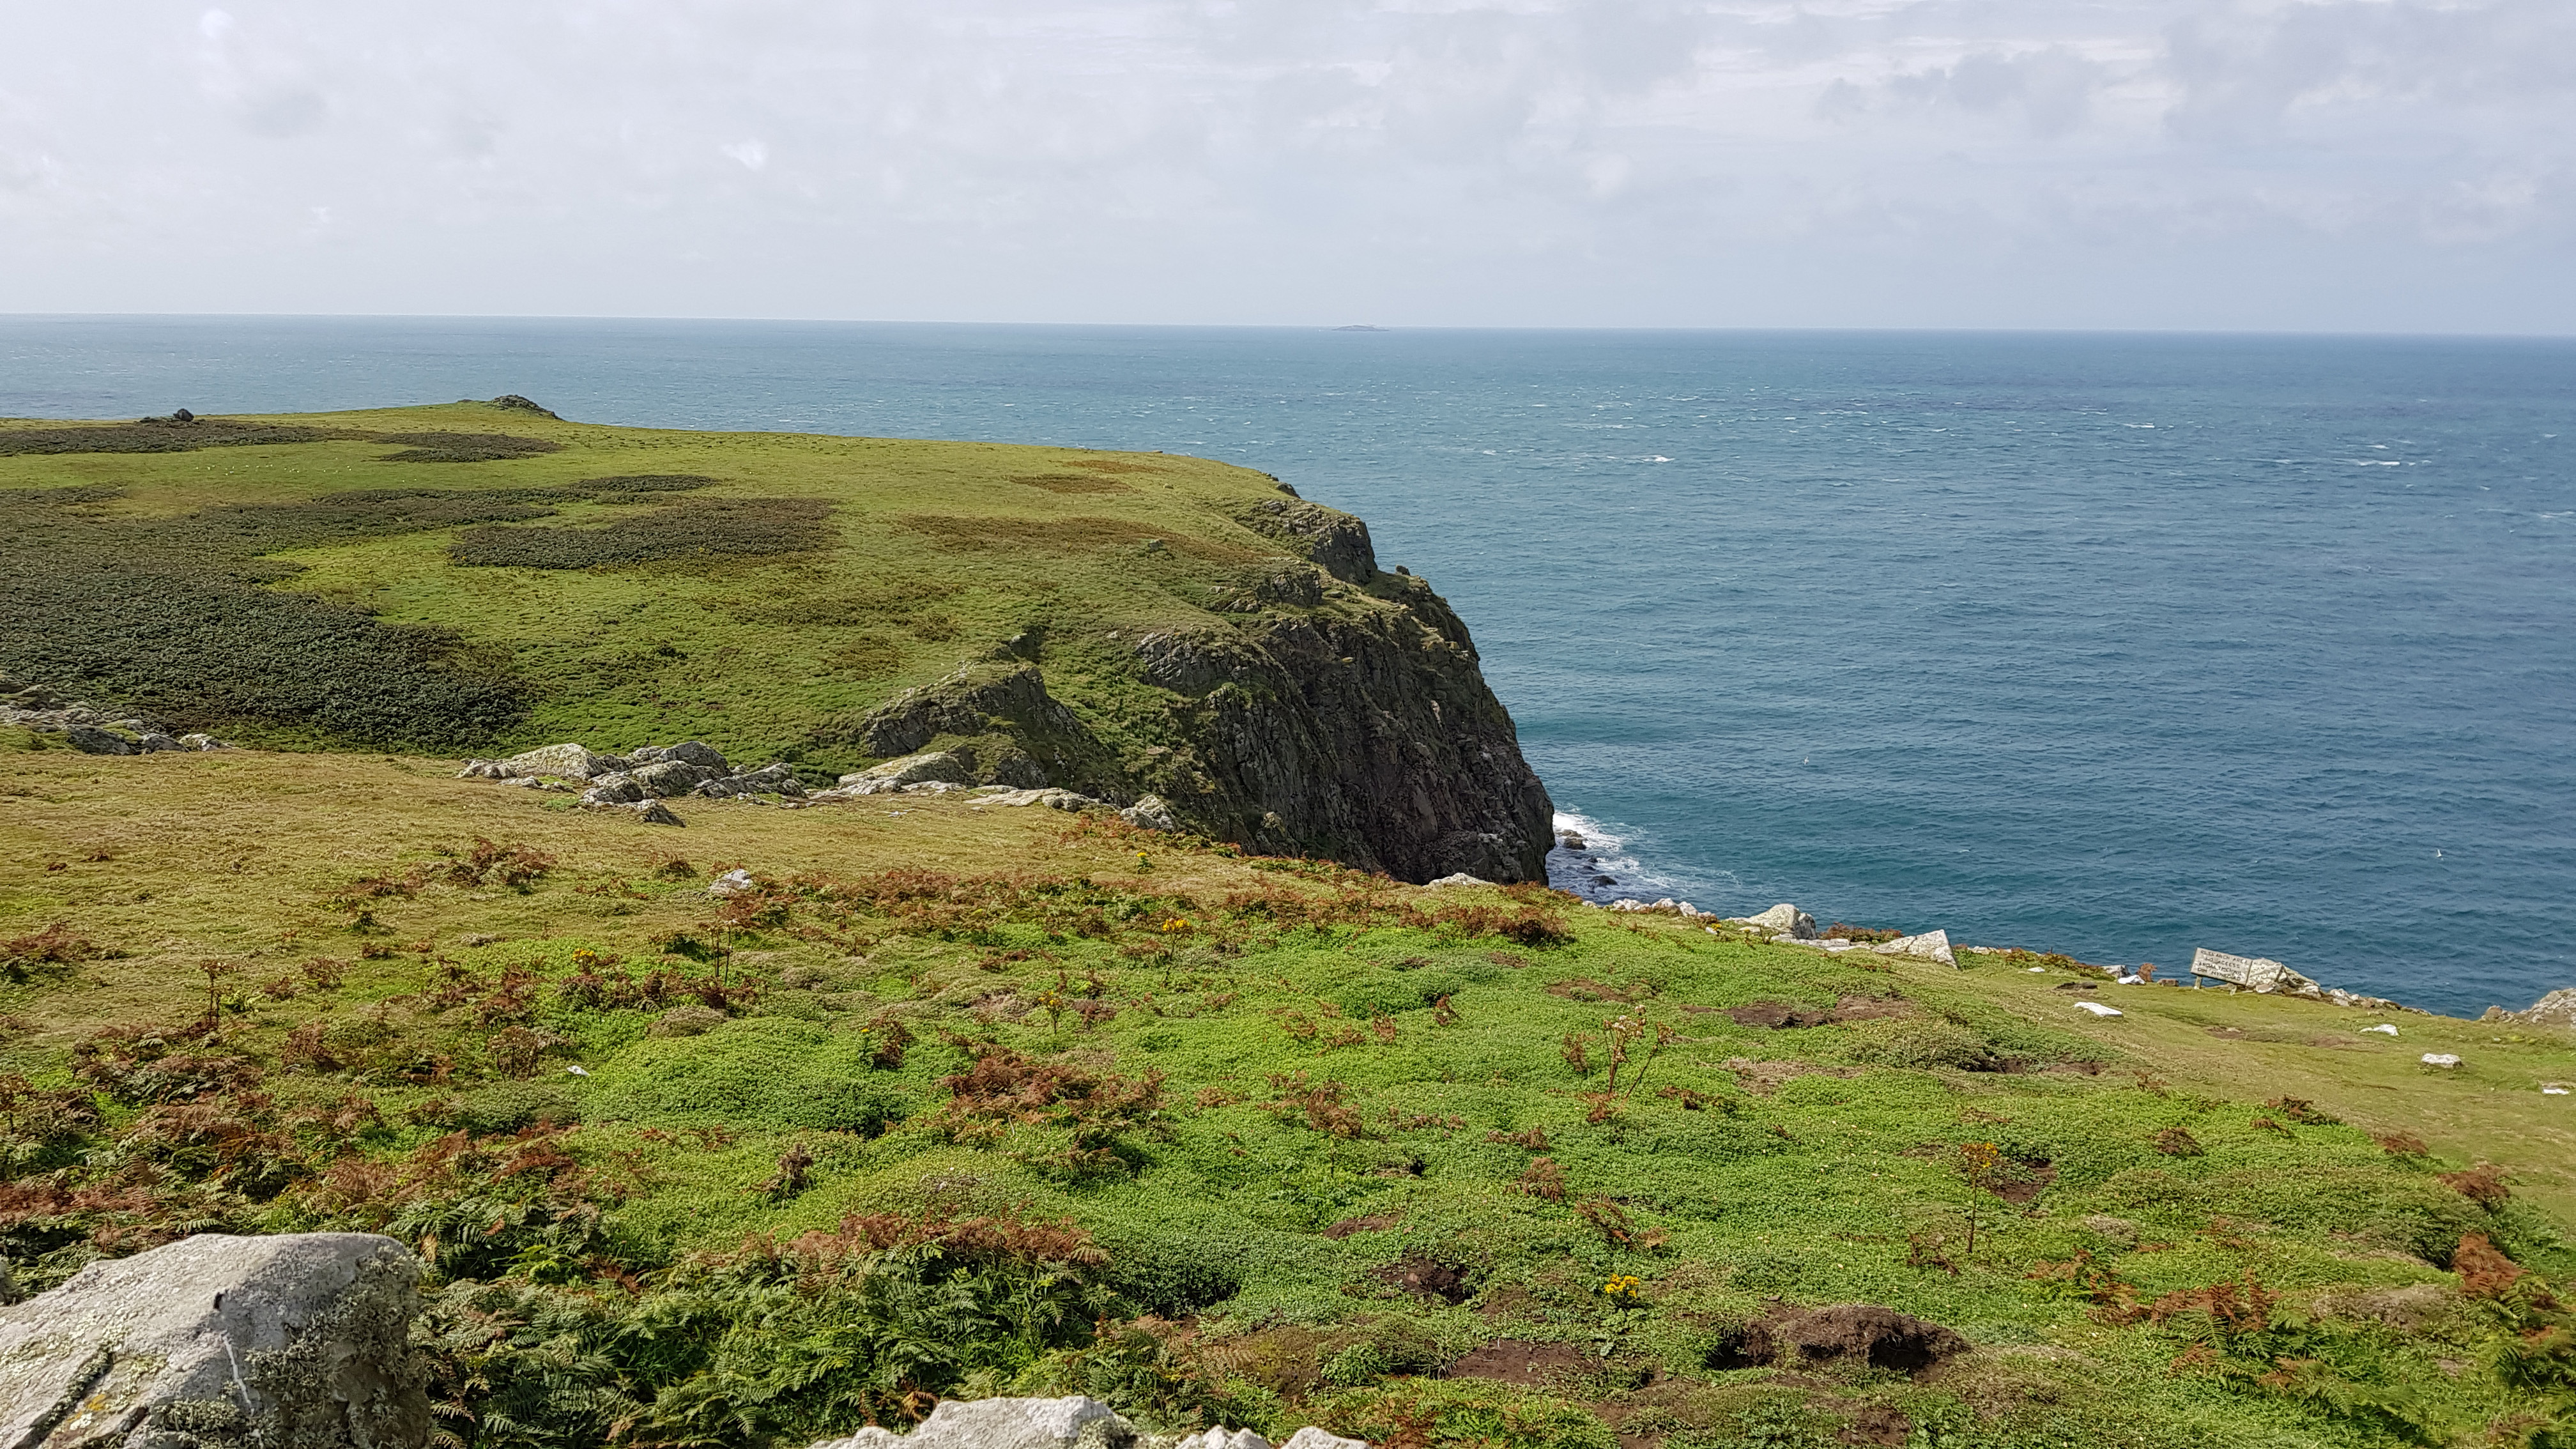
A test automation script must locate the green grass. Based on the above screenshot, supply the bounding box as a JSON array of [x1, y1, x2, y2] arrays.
[[0, 402, 1331, 771], [5, 744, 2574, 1448]]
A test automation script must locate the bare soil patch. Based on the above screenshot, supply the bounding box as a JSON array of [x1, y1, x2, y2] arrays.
[[1445, 1338, 1591, 1387]]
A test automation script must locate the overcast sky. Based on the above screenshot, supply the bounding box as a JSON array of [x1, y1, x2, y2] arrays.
[[3, 1, 2570, 332]]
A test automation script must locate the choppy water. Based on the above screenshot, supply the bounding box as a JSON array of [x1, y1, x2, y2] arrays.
[[4, 317, 2571, 1016]]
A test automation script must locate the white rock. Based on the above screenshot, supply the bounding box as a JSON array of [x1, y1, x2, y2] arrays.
[[838, 751, 970, 794], [900, 1395, 1135, 1449], [1174, 1429, 1273, 1449], [2074, 1000, 2124, 1017], [2363, 1023, 2399, 1036], [497, 742, 626, 780], [2543, 1084, 2570, 1096], [2189, 947, 2320, 996], [1280, 1429, 1369, 1449], [1736, 903, 1818, 939], [1121, 793, 1181, 831], [1870, 930, 1954, 965], [1427, 873, 1492, 888], [2421, 1053, 2462, 1069], [710, 868, 755, 895]]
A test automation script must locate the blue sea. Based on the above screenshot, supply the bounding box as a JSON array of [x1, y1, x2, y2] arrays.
[[4, 316, 2571, 1018]]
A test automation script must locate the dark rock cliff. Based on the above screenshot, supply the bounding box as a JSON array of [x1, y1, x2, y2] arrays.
[[848, 503, 1555, 884]]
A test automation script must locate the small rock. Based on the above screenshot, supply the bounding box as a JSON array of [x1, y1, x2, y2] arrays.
[[177, 732, 224, 750], [1280, 1432, 1369, 1449], [2074, 1000, 2123, 1017], [1870, 930, 1955, 966], [1736, 903, 1818, 939], [631, 759, 721, 796], [632, 799, 685, 826], [582, 774, 647, 806], [1174, 1430, 1272, 1449], [632, 740, 730, 771], [1557, 831, 1586, 850], [2421, 1053, 2462, 1069], [1427, 873, 1492, 888], [2363, 1023, 2399, 1036], [135, 732, 185, 751], [1120, 793, 1181, 831], [710, 868, 755, 895]]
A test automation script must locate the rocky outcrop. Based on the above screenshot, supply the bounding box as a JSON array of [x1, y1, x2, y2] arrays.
[[1142, 572, 1552, 881], [0, 1232, 427, 1449], [2485, 988, 2576, 1028], [1229, 498, 1378, 585], [837, 663, 1092, 790], [1, 673, 226, 754], [820, 549, 1553, 882], [457, 740, 809, 820]]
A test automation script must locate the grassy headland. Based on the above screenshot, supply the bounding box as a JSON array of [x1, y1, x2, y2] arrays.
[[3, 407, 2574, 1449]]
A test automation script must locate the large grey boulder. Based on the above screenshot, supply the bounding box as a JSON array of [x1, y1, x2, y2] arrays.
[[839, 751, 972, 795], [495, 743, 626, 781], [0, 1232, 427, 1449]]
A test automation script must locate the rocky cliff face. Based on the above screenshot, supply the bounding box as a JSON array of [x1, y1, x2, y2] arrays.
[[846, 504, 1554, 884]]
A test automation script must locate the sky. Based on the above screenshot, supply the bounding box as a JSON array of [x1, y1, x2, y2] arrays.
[[1, 1, 2571, 332]]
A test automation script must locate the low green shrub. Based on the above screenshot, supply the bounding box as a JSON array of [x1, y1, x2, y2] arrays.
[[449, 498, 834, 569]]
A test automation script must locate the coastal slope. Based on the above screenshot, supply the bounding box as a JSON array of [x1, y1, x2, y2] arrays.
[[0, 402, 1552, 881]]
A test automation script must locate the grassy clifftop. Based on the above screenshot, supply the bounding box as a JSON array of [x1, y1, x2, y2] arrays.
[[0, 402, 1552, 879], [4, 744, 2574, 1449]]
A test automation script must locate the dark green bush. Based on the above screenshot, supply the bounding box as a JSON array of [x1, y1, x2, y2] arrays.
[[450, 498, 834, 569], [0, 486, 530, 748], [372, 431, 562, 463], [1099, 1230, 1245, 1317], [0, 419, 346, 455]]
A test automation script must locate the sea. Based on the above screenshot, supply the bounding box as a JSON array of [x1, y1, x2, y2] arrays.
[[3, 316, 2570, 1018]]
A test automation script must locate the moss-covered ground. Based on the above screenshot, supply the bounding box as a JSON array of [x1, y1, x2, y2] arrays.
[[6, 741, 2574, 1449]]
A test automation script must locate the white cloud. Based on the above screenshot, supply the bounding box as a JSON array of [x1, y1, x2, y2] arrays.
[[0, 0, 2566, 330]]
